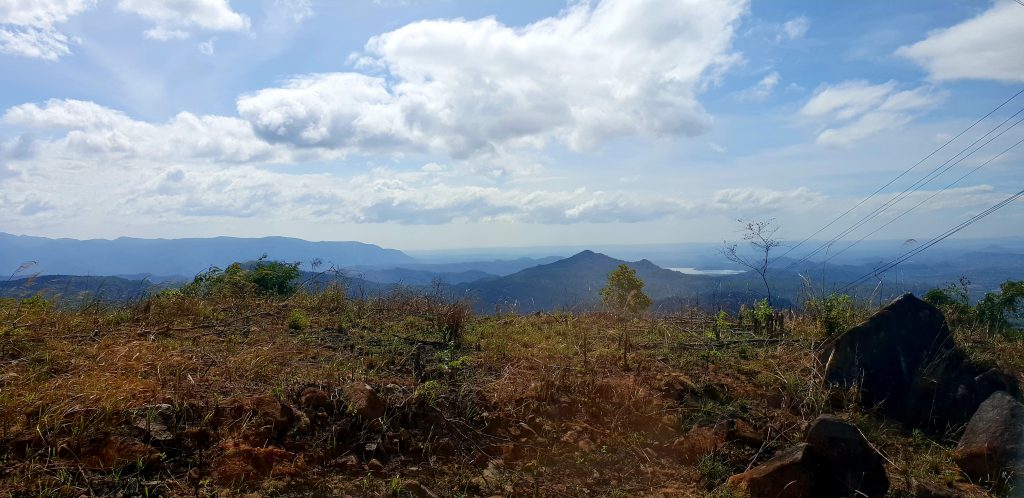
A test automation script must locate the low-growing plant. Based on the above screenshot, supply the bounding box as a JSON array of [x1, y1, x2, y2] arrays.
[[806, 292, 855, 337], [287, 309, 310, 330]]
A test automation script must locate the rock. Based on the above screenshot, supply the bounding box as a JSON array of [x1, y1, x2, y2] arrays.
[[82, 436, 159, 471], [178, 427, 213, 450], [804, 415, 889, 497], [343, 383, 385, 420], [402, 480, 439, 498], [211, 439, 297, 484], [366, 458, 385, 474], [821, 294, 952, 409], [132, 403, 176, 441], [727, 416, 888, 498], [336, 454, 360, 470], [727, 444, 813, 498], [501, 443, 525, 462], [299, 387, 330, 410], [819, 294, 1013, 430], [672, 425, 726, 465], [912, 479, 957, 498], [216, 395, 296, 441], [953, 390, 1024, 484]]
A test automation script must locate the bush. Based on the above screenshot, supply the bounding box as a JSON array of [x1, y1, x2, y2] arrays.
[[924, 278, 1023, 338], [974, 280, 1024, 337], [806, 293, 855, 336], [287, 309, 310, 330], [923, 278, 972, 326], [181, 257, 301, 298]]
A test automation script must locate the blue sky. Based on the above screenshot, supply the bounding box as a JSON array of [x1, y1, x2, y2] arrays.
[[0, 0, 1022, 250]]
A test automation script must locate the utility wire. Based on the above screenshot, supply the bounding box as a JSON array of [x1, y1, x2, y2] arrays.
[[783, 104, 1024, 270], [822, 134, 1024, 264], [774, 87, 1024, 263], [840, 188, 1024, 292]]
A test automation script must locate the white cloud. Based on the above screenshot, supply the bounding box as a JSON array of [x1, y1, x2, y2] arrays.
[[237, 0, 748, 163], [801, 80, 945, 146], [0, 0, 95, 60], [3, 98, 307, 164], [737, 71, 780, 101], [198, 37, 216, 55], [118, 0, 249, 41], [780, 15, 809, 41], [711, 187, 824, 212], [144, 27, 190, 41], [124, 166, 827, 225], [272, 0, 311, 24], [896, 1, 1024, 82]]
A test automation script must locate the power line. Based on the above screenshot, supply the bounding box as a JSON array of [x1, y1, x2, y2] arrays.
[[774, 87, 1024, 263], [783, 104, 1024, 270], [822, 135, 1024, 264], [839, 188, 1024, 292]]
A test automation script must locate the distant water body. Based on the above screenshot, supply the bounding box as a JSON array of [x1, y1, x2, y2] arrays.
[[669, 267, 744, 276]]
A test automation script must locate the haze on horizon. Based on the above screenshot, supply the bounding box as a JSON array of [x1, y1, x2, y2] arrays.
[[1, 0, 1022, 251]]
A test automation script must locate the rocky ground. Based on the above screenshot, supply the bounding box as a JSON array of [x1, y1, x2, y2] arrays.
[[1, 287, 1022, 497]]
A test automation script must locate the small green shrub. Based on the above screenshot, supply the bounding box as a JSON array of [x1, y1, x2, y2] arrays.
[[806, 292, 855, 337], [696, 454, 736, 490], [287, 309, 310, 331]]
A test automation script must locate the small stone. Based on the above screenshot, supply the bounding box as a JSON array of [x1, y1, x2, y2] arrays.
[[402, 480, 438, 498], [366, 458, 385, 473]]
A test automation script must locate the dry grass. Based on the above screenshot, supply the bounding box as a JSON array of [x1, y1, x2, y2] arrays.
[[0, 291, 1019, 497]]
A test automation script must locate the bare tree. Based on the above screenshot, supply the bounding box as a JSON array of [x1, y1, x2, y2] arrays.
[[721, 218, 782, 306]]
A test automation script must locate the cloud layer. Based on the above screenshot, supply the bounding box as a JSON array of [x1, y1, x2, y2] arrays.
[[897, 1, 1024, 83], [118, 0, 249, 40], [801, 80, 944, 146], [0, 0, 95, 60], [238, 0, 748, 161]]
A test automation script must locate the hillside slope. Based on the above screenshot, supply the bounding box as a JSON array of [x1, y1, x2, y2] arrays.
[[454, 250, 720, 313]]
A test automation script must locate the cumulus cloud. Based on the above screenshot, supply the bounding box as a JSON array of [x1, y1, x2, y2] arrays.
[[237, 0, 747, 162], [118, 0, 249, 41], [896, 1, 1024, 83], [3, 98, 308, 164], [0, 0, 95, 60], [737, 71, 780, 101], [801, 80, 945, 146]]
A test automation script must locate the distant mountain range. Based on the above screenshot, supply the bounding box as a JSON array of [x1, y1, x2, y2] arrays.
[[4, 233, 1024, 313], [0, 232, 414, 277], [451, 250, 799, 313]]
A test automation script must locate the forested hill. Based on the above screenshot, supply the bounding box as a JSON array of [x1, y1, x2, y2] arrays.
[[453, 250, 722, 313]]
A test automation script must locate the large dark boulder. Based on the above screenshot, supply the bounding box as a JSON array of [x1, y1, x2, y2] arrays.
[[820, 294, 1016, 430], [727, 415, 888, 498], [954, 391, 1024, 485], [805, 415, 889, 497], [820, 294, 952, 408]]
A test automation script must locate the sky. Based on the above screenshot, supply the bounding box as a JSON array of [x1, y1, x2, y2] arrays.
[[0, 0, 1022, 251]]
